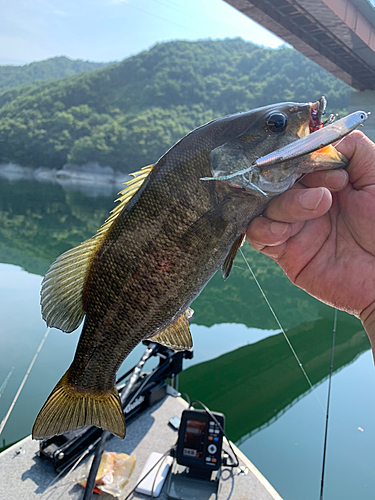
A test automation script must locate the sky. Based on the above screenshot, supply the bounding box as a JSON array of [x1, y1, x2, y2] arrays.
[[0, 0, 284, 66]]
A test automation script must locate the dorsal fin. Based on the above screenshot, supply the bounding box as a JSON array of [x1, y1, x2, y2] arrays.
[[150, 311, 193, 351], [96, 165, 154, 238], [221, 231, 246, 280], [41, 165, 155, 333]]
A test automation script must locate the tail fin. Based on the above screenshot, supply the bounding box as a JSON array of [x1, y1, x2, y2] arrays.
[[32, 371, 126, 440]]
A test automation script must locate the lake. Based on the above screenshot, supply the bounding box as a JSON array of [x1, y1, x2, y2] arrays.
[[0, 175, 374, 500]]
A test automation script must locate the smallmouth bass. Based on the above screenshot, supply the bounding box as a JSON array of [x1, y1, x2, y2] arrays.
[[33, 98, 352, 440]]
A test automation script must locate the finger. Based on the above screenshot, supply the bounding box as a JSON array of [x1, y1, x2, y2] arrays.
[[299, 169, 348, 191], [274, 215, 332, 284], [247, 216, 304, 251], [261, 242, 288, 261], [249, 215, 332, 281], [335, 130, 375, 187], [263, 187, 332, 223], [247, 217, 305, 262]]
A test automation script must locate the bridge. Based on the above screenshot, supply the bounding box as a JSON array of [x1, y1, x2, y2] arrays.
[[225, 0, 375, 137], [225, 0, 375, 90]]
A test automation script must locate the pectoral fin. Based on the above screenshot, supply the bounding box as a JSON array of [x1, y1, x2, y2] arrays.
[[41, 165, 154, 333], [222, 232, 246, 280], [150, 312, 193, 351]]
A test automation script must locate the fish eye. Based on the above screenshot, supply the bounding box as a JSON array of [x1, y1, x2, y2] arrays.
[[265, 113, 288, 133]]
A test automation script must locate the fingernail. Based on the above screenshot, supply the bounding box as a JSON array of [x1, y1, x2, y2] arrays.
[[301, 188, 324, 210], [270, 222, 288, 236], [325, 170, 347, 189]]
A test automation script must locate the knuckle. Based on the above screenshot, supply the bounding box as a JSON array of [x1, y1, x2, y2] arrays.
[[262, 242, 287, 262]]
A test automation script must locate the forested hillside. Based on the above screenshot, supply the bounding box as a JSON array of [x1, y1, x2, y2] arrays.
[[0, 56, 109, 89], [0, 39, 351, 172]]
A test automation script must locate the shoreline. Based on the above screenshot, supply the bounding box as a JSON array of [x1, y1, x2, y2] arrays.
[[0, 162, 132, 196], [0, 162, 131, 185]]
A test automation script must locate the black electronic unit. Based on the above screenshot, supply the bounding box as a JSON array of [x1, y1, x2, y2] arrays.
[[167, 408, 225, 500], [176, 409, 225, 473]]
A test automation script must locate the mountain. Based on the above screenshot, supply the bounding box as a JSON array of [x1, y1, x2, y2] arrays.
[[0, 39, 351, 172], [0, 56, 110, 90]]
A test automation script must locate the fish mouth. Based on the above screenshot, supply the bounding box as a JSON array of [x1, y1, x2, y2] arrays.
[[310, 96, 327, 132], [297, 97, 328, 139]]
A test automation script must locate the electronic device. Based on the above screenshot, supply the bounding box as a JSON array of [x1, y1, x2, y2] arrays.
[[136, 452, 173, 497], [176, 409, 225, 472], [167, 409, 225, 500]]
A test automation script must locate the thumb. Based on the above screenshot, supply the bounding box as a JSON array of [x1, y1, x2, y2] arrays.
[[335, 130, 375, 188]]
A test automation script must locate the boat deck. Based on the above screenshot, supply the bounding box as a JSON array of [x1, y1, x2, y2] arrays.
[[0, 391, 282, 500]]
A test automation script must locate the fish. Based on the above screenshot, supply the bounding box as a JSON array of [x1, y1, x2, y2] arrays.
[[33, 97, 352, 440]]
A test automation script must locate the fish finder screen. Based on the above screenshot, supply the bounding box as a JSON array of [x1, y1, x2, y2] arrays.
[[183, 419, 206, 458]]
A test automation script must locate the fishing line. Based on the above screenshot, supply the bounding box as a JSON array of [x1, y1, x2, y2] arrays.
[[239, 248, 325, 412], [319, 308, 337, 500], [41, 439, 101, 500], [49, 443, 101, 500], [43, 477, 76, 500], [0, 367, 14, 400], [121, 0, 196, 35], [0, 327, 51, 437]]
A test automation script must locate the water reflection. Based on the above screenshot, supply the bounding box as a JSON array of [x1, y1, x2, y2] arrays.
[[180, 313, 369, 443], [0, 176, 373, 499], [0, 178, 117, 276]]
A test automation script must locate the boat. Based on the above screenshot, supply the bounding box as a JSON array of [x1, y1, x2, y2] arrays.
[[0, 341, 283, 500]]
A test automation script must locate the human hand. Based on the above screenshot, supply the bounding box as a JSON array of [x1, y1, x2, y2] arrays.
[[246, 131, 375, 353]]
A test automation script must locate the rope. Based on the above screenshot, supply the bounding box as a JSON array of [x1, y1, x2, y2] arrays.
[[0, 327, 51, 436]]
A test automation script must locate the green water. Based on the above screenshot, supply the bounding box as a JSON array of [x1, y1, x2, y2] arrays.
[[0, 176, 374, 499]]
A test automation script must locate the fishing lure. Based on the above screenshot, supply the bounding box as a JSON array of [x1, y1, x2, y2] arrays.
[[201, 110, 369, 194]]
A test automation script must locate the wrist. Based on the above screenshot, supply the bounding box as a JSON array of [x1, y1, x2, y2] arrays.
[[360, 304, 375, 359]]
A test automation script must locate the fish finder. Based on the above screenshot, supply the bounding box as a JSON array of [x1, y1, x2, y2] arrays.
[[176, 409, 225, 471], [167, 409, 225, 500]]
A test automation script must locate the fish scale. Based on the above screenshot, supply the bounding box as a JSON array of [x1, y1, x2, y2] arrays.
[[33, 98, 353, 440]]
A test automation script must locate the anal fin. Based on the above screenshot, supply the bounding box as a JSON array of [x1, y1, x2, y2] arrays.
[[150, 311, 193, 351], [222, 232, 246, 280]]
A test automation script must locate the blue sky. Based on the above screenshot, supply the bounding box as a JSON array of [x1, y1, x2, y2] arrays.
[[0, 0, 283, 65]]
